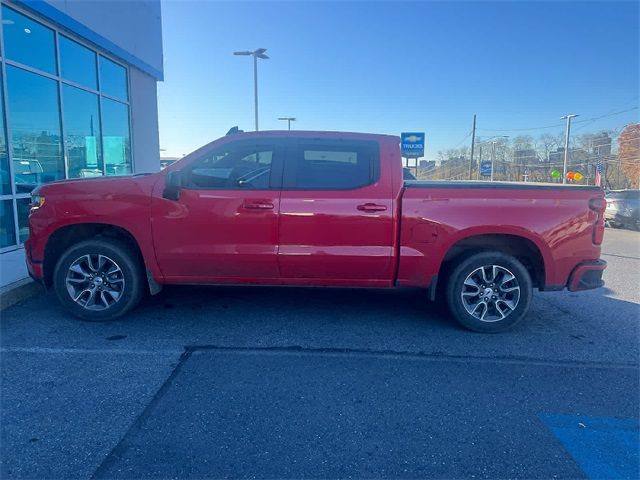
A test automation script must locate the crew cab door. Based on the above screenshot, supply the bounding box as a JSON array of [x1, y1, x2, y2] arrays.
[[151, 139, 283, 280], [277, 138, 395, 285]]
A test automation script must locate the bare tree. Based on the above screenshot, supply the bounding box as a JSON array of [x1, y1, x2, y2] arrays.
[[535, 132, 563, 163]]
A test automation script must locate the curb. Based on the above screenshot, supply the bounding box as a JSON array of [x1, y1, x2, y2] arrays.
[[0, 278, 45, 310]]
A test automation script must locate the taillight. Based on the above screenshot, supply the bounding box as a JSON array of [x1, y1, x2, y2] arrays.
[[589, 197, 606, 245]]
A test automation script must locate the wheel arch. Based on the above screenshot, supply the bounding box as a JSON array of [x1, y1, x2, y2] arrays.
[[438, 232, 548, 290], [43, 223, 152, 291]]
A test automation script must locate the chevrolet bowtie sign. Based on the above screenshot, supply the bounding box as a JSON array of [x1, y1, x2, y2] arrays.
[[401, 132, 425, 158]]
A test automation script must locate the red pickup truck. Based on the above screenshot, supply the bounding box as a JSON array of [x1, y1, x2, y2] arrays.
[[26, 131, 607, 332]]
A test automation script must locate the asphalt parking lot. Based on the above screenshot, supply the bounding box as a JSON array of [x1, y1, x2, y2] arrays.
[[1, 228, 639, 479]]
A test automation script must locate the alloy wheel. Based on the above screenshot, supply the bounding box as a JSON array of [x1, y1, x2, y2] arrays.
[[460, 265, 521, 322], [65, 254, 125, 311]]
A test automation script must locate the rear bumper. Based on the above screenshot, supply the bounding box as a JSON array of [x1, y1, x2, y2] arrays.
[[567, 259, 607, 292]]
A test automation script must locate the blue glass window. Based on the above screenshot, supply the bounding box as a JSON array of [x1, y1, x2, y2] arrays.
[[0, 200, 16, 248], [0, 70, 10, 196], [101, 99, 131, 175], [6, 66, 64, 193], [59, 35, 97, 89], [99, 56, 128, 101], [2, 6, 56, 74], [16, 197, 29, 243], [63, 85, 103, 178]]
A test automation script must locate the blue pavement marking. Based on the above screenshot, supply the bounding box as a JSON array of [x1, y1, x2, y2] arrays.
[[540, 414, 639, 480]]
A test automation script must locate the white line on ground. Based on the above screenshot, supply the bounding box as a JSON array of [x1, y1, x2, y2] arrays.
[[0, 347, 182, 355]]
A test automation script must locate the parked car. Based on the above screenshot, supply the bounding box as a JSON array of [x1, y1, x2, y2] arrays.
[[605, 189, 640, 230], [26, 131, 607, 332], [160, 158, 178, 169]]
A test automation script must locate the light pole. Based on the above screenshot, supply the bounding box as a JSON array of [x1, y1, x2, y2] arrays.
[[234, 48, 269, 131], [561, 114, 579, 184], [490, 136, 509, 181], [490, 141, 498, 182], [278, 117, 296, 130]]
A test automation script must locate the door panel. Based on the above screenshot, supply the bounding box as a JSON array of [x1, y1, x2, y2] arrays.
[[152, 189, 280, 279], [151, 140, 282, 280], [277, 139, 394, 284]]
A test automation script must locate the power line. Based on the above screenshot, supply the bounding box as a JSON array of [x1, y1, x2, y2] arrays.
[[453, 130, 472, 148], [573, 107, 640, 132], [477, 105, 638, 133], [478, 122, 564, 132]]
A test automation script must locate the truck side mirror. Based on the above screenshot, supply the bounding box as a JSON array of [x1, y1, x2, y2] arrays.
[[163, 171, 183, 201]]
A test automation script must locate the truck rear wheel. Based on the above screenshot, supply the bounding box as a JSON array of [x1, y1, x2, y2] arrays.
[[445, 251, 532, 333], [53, 239, 144, 321]]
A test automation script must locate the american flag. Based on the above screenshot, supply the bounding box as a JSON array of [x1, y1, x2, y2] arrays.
[[595, 158, 603, 187]]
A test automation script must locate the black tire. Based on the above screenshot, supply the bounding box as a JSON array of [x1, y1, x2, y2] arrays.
[[53, 239, 144, 321], [445, 251, 533, 333]]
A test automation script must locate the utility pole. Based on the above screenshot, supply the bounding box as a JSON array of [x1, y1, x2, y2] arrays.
[[468, 114, 476, 180], [561, 113, 579, 184]]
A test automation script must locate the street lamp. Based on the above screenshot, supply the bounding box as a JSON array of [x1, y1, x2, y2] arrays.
[[278, 117, 296, 130], [561, 114, 579, 184], [233, 48, 269, 131]]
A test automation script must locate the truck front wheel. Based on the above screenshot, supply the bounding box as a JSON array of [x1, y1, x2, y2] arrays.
[[53, 239, 144, 321], [445, 251, 533, 333]]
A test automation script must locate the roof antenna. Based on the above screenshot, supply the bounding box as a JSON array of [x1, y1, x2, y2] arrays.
[[226, 126, 244, 135]]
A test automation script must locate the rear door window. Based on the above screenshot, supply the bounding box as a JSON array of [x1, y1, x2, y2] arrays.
[[282, 139, 379, 190]]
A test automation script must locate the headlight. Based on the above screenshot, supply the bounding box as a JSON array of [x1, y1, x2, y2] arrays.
[[30, 194, 45, 211]]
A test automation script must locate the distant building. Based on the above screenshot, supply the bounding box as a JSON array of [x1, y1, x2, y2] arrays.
[[419, 160, 436, 169], [513, 149, 538, 165], [588, 132, 612, 157]]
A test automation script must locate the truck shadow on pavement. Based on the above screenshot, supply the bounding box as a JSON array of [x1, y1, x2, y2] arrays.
[[1, 283, 638, 365], [121, 282, 640, 346]]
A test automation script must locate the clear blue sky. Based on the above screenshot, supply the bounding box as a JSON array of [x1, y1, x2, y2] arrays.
[[158, 0, 639, 160]]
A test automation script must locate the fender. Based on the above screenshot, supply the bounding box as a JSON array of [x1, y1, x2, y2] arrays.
[[436, 225, 554, 284], [41, 217, 164, 287], [397, 223, 553, 288]]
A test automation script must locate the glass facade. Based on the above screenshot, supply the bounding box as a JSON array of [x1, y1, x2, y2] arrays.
[[0, 2, 133, 251], [99, 56, 128, 101], [102, 98, 131, 175], [63, 85, 102, 178], [59, 35, 97, 89]]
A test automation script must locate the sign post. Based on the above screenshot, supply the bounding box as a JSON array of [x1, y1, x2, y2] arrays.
[[480, 160, 492, 178], [401, 132, 425, 177]]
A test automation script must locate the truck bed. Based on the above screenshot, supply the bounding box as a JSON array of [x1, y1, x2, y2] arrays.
[[396, 180, 605, 290]]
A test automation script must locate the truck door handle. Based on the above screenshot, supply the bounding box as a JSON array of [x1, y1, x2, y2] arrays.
[[357, 203, 387, 212], [243, 201, 274, 210]]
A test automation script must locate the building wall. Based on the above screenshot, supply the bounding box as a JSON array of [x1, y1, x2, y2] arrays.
[[130, 67, 160, 173], [43, 0, 163, 76], [0, 0, 163, 287]]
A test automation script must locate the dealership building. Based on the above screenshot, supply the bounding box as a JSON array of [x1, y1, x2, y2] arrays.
[[0, 0, 163, 287]]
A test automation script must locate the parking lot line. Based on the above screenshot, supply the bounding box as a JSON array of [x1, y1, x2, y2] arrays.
[[0, 346, 182, 356]]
